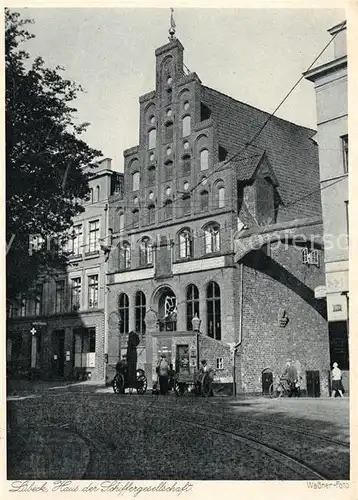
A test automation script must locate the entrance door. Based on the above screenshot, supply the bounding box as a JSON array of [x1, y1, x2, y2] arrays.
[[52, 330, 65, 377], [262, 370, 273, 395], [306, 370, 320, 397]]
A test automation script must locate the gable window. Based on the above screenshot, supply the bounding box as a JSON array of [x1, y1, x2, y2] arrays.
[[179, 229, 193, 259], [200, 149, 209, 171], [148, 166, 156, 186], [342, 135, 348, 173], [132, 209, 139, 228], [148, 204, 155, 225], [88, 220, 100, 252], [200, 190, 209, 211], [165, 121, 173, 143], [164, 200, 173, 220], [135, 291, 146, 336], [206, 281, 221, 340], [186, 284, 199, 331], [88, 275, 99, 308], [182, 155, 191, 176], [132, 172, 140, 192], [71, 277, 81, 311], [182, 195, 191, 216], [204, 223, 220, 254], [148, 128, 157, 150], [118, 293, 129, 335], [182, 116, 191, 137], [140, 237, 153, 266], [119, 242, 131, 270]]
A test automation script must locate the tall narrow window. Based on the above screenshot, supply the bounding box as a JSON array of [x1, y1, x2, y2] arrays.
[[206, 281, 221, 340], [88, 220, 100, 252], [132, 209, 139, 228], [140, 237, 153, 266], [182, 195, 191, 216], [183, 155, 191, 176], [96, 186, 100, 202], [164, 160, 173, 181], [345, 200, 349, 235], [135, 291, 146, 336], [19, 294, 27, 317], [119, 213, 124, 233], [200, 149, 209, 171], [148, 166, 156, 185], [218, 186, 225, 208], [200, 190, 209, 211], [132, 172, 140, 191], [186, 284, 199, 331], [55, 280, 65, 313], [165, 121, 173, 143], [164, 200, 173, 220], [70, 224, 83, 256], [148, 129, 157, 150], [71, 277, 81, 310], [34, 285, 43, 316], [88, 275, 99, 308], [182, 116, 191, 137], [341, 135, 348, 173], [148, 204, 155, 225], [179, 229, 193, 259], [204, 223, 220, 254], [90, 188, 94, 203], [121, 242, 131, 269], [118, 293, 129, 335]]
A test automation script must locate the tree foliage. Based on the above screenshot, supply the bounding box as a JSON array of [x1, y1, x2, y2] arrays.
[[6, 9, 102, 302]]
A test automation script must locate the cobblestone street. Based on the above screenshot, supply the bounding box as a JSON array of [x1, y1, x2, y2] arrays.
[[7, 384, 349, 480]]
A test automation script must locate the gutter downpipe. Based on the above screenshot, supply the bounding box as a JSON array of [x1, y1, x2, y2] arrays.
[[233, 261, 244, 397]]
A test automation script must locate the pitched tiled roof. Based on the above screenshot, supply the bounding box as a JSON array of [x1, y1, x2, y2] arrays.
[[201, 86, 321, 222], [232, 151, 265, 181]]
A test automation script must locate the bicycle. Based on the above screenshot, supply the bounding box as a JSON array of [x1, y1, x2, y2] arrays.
[[269, 376, 293, 398]]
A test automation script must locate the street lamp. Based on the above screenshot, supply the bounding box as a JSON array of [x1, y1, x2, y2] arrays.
[[191, 313, 201, 370]]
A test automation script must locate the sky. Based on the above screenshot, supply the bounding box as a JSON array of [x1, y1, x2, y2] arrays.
[[17, 7, 345, 172]]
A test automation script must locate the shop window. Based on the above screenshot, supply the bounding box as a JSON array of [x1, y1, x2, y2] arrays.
[[74, 327, 96, 368]]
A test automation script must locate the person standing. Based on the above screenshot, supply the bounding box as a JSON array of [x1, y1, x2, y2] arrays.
[[157, 353, 170, 395], [284, 360, 298, 397], [331, 362, 344, 398]]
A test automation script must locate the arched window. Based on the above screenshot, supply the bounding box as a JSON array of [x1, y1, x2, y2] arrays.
[[165, 121, 173, 143], [119, 213, 124, 233], [132, 172, 140, 191], [90, 188, 94, 203], [200, 149, 209, 171], [96, 186, 100, 202], [182, 155, 191, 176], [148, 204, 155, 225], [140, 237, 153, 266], [118, 293, 129, 335], [200, 190, 209, 211], [132, 209, 139, 228], [164, 200, 173, 220], [135, 291, 146, 336], [182, 195, 191, 216], [148, 128, 156, 150], [206, 282, 221, 340], [119, 242, 131, 270], [218, 186, 225, 208], [186, 284, 199, 331], [148, 166, 156, 186], [164, 160, 173, 181], [204, 223, 220, 254], [179, 229, 193, 259], [182, 116, 191, 137]]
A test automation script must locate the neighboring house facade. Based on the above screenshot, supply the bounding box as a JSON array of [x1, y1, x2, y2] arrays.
[[6, 158, 123, 381], [106, 33, 331, 394], [304, 21, 349, 391]]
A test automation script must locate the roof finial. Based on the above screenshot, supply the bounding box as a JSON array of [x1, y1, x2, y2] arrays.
[[169, 7, 176, 41]]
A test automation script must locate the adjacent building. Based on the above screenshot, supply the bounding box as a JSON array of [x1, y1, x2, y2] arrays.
[[304, 21, 349, 390], [6, 158, 123, 381], [106, 30, 331, 394]]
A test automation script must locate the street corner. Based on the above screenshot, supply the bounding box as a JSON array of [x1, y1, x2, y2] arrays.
[[7, 426, 90, 480]]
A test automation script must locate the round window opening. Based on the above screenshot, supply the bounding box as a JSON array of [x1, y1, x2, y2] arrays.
[[183, 141, 189, 150], [149, 191, 154, 200], [167, 76, 173, 85], [166, 109, 172, 117], [150, 115, 155, 124], [183, 182, 189, 191], [167, 147, 172, 156], [134, 197, 139, 204], [184, 101, 189, 110], [149, 153, 154, 162], [166, 187, 171, 196]]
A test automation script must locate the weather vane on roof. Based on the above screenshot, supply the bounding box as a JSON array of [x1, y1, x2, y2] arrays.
[[169, 7, 176, 41]]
